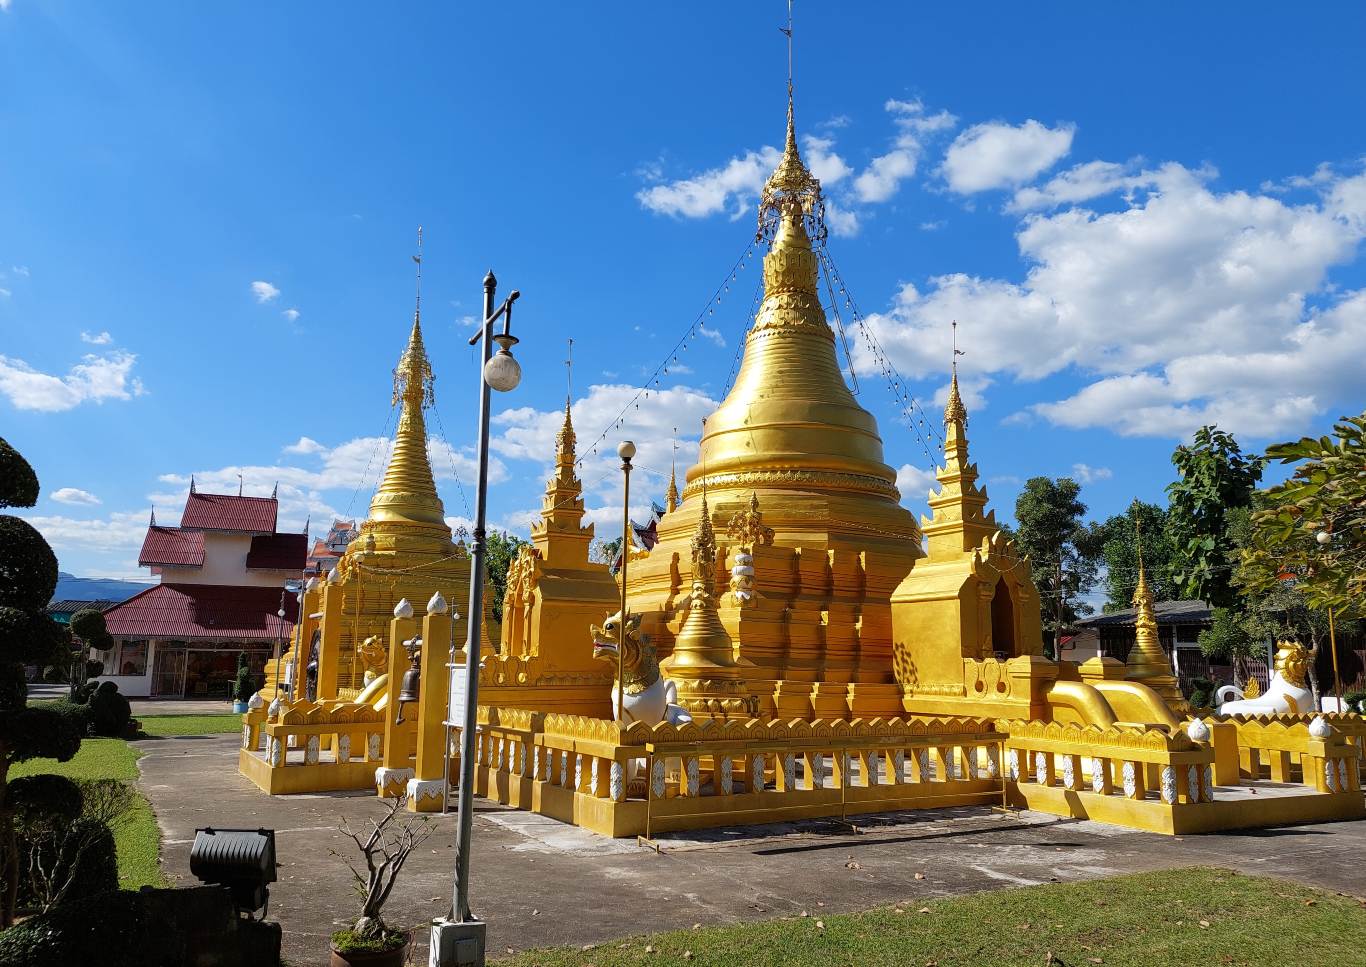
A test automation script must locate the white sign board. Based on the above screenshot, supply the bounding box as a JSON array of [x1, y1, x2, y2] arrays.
[[446, 661, 470, 727]]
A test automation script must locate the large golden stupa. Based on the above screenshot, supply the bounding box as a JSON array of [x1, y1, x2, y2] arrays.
[[628, 96, 922, 723]]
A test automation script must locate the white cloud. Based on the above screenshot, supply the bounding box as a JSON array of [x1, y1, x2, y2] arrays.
[[10, 265, 27, 276], [0, 288, 10, 299], [80, 330, 114, 345], [282, 308, 300, 322], [283, 436, 326, 456], [895, 463, 939, 504], [492, 382, 718, 507], [636, 146, 783, 221], [941, 119, 1075, 194], [858, 161, 1366, 439], [1069, 463, 1113, 484], [23, 510, 150, 559], [697, 324, 726, 348], [0, 2, 11, 12], [1009, 160, 1213, 212], [853, 99, 957, 204], [51, 487, 102, 506], [0, 351, 146, 412], [251, 280, 281, 303], [634, 135, 856, 233]]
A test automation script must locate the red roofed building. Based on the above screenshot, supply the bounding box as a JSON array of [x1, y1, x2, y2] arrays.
[[96, 480, 307, 697], [304, 519, 359, 578]]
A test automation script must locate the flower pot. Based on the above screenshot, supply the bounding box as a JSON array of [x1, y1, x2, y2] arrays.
[[330, 934, 409, 967], [232, 700, 249, 713]]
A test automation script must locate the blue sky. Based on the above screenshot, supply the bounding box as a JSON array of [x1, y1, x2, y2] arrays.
[[3, 2, 1365, 580]]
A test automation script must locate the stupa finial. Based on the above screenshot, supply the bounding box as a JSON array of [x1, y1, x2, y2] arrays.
[[945, 321, 967, 427], [393, 232, 434, 409], [758, 0, 824, 243], [666, 428, 680, 513]]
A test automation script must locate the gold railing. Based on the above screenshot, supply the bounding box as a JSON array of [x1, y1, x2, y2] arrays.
[[1221, 716, 1362, 792], [240, 701, 388, 794], [998, 720, 1218, 806], [466, 709, 1004, 837]]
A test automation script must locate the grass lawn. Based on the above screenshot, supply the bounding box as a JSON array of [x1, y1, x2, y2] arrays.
[[139, 712, 242, 736], [502, 867, 1366, 967], [12, 738, 166, 890]]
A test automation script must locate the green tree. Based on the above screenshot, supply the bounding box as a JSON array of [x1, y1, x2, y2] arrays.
[[1013, 477, 1099, 650], [1239, 411, 1366, 617], [0, 442, 84, 925], [591, 537, 623, 570], [1091, 501, 1179, 612], [1166, 426, 1262, 608], [484, 530, 529, 623], [66, 609, 113, 698]]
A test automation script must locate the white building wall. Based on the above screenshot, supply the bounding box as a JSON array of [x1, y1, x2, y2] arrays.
[[156, 532, 295, 587]]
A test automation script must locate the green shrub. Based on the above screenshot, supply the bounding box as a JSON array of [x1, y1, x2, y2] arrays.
[[331, 928, 409, 954], [0, 890, 178, 967], [8, 774, 83, 831], [233, 652, 255, 702], [88, 680, 131, 737], [0, 660, 27, 713], [18, 817, 118, 910], [46, 697, 92, 737], [1187, 676, 1216, 709], [0, 437, 39, 509], [1344, 690, 1366, 714], [0, 515, 59, 610], [2, 706, 82, 763]]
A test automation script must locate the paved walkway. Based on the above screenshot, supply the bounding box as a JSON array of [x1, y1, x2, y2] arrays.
[[27, 682, 239, 716], [137, 734, 1366, 966]]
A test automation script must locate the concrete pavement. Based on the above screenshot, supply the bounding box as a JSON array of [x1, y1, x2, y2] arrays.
[[136, 734, 1366, 966]]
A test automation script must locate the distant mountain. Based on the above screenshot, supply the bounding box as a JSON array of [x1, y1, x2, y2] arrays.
[[52, 572, 152, 604]]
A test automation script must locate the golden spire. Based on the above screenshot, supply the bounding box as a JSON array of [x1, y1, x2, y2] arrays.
[[665, 428, 679, 513], [532, 389, 591, 558], [944, 320, 967, 427], [368, 233, 446, 529], [690, 492, 717, 595], [1125, 515, 1182, 704], [920, 324, 995, 557]]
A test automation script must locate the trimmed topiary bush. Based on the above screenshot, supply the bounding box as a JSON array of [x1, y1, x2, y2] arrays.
[[1188, 676, 1216, 709], [0, 516, 58, 610], [88, 680, 131, 737], [0, 437, 39, 510], [0, 888, 184, 967], [8, 774, 83, 831]]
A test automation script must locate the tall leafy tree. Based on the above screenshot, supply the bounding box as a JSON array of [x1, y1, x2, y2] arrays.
[[1239, 411, 1366, 617], [1166, 426, 1262, 607], [1091, 501, 1179, 612], [484, 530, 529, 623], [1013, 477, 1099, 649], [0, 438, 83, 925]]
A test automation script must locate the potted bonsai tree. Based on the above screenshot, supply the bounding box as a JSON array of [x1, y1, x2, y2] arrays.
[[232, 652, 253, 713], [330, 794, 432, 966]]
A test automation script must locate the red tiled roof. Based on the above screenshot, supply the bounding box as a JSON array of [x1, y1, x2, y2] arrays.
[[139, 526, 205, 567], [103, 583, 298, 641], [246, 532, 308, 571], [180, 492, 277, 533]]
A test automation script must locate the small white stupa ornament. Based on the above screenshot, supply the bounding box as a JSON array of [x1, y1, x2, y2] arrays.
[[1308, 715, 1333, 739], [427, 591, 449, 615], [393, 598, 414, 620], [1186, 718, 1212, 743]]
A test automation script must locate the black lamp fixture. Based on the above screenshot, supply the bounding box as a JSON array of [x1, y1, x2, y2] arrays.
[[190, 827, 277, 919]]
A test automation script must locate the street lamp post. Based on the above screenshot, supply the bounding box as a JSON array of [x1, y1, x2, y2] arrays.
[[616, 441, 635, 725], [431, 272, 522, 967]]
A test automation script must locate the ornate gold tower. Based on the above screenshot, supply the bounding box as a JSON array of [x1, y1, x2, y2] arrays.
[[891, 361, 1046, 718], [493, 398, 618, 715], [625, 90, 922, 720], [1124, 540, 1185, 711], [319, 308, 479, 694], [660, 493, 757, 719]]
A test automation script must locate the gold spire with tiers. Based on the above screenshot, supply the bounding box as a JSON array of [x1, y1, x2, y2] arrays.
[[367, 316, 447, 530], [660, 494, 756, 719], [1124, 529, 1185, 710], [624, 85, 922, 720]]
